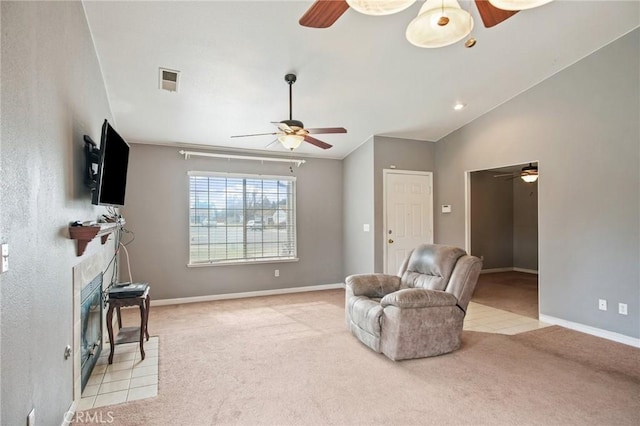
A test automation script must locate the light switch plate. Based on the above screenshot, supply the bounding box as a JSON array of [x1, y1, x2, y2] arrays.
[[363, 224, 370, 232], [0, 243, 8, 273], [441, 205, 452, 213]]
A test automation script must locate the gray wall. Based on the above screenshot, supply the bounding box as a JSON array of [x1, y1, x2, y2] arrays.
[[342, 136, 436, 276], [343, 139, 375, 276], [1, 2, 114, 424], [513, 178, 538, 270], [435, 29, 639, 338], [373, 136, 436, 272], [122, 144, 343, 300], [470, 171, 514, 269]]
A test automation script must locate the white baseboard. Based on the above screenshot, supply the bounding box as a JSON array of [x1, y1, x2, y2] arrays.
[[152, 283, 345, 306], [539, 314, 640, 348], [513, 267, 538, 274], [61, 400, 77, 426], [480, 267, 512, 274], [480, 267, 538, 274]]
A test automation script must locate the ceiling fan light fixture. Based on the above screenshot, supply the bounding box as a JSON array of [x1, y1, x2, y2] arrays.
[[347, 0, 416, 16], [488, 0, 554, 11], [406, 0, 473, 48], [278, 134, 305, 151], [520, 163, 539, 182]]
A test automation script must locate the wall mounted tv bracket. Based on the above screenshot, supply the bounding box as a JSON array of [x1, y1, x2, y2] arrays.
[[84, 135, 100, 191]]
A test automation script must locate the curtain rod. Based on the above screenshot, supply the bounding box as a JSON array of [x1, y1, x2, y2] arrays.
[[178, 150, 306, 167]]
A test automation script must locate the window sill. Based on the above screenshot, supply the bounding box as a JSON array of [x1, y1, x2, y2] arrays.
[[187, 257, 299, 268]]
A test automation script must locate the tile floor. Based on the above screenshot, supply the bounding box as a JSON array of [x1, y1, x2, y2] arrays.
[[464, 301, 550, 334], [78, 337, 159, 410]]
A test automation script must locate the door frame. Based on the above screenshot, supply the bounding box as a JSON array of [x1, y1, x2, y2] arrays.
[[383, 169, 434, 274], [463, 160, 539, 255]]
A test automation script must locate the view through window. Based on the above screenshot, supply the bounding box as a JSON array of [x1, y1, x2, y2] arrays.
[[188, 172, 297, 264]]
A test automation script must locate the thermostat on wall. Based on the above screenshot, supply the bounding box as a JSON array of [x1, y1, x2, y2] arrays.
[[441, 205, 452, 213]]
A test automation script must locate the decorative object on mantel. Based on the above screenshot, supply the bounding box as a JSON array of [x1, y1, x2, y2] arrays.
[[68, 220, 125, 256]]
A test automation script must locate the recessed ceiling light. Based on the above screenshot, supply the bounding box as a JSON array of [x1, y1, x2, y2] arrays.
[[454, 103, 466, 111]]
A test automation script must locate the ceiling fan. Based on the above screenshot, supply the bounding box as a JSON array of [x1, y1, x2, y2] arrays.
[[231, 74, 347, 151], [300, 1, 533, 30], [493, 163, 539, 182]]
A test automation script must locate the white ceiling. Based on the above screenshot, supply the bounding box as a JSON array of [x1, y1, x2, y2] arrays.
[[83, 1, 639, 159]]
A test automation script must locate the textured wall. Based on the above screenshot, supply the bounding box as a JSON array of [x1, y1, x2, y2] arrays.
[[435, 29, 639, 338], [470, 171, 514, 269], [1, 2, 113, 424], [343, 139, 375, 276], [121, 144, 344, 300]]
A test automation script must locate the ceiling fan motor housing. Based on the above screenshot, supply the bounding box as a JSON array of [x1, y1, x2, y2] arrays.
[[281, 119, 304, 129]]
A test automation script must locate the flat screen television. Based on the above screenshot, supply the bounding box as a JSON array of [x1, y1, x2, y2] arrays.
[[92, 120, 130, 207]]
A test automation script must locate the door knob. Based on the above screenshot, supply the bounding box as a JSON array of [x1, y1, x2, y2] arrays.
[[388, 239, 394, 244]]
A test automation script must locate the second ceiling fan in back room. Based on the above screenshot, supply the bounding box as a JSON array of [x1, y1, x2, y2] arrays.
[[231, 74, 347, 151], [299, 1, 554, 48]]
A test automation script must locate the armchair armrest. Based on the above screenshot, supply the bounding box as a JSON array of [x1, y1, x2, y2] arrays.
[[346, 274, 401, 298], [380, 288, 458, 309]]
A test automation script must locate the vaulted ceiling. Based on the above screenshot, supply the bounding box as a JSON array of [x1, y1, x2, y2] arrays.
[[83, 1, 640, 159]]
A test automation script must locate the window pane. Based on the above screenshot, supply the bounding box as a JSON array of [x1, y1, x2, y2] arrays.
[[189, 174, 296, 264]]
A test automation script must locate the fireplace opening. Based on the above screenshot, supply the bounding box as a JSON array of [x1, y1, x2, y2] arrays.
[[81, 273, 103, 391]]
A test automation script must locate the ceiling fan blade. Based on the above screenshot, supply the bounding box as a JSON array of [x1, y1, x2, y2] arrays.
[[277, 122, 293, 133], [304, 135, 332, 150], [475, 0, 519, 28], [306, 127, 347, 134], [299, 0, 350, 29], [231, 132, 278, 138], [265, 139, 278, 148], [493, 173, 515, 178]]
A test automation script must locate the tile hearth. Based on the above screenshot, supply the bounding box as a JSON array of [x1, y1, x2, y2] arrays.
[[78, 337, 159, 410]]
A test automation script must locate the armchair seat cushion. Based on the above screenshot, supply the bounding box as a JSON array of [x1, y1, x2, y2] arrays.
[[380, 288, 458, 309]]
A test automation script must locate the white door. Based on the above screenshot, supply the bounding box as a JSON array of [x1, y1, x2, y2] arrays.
[[384, 171, 433, 274]]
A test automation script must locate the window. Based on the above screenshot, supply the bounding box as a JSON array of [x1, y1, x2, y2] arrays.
[[188, 171, 297, 265]]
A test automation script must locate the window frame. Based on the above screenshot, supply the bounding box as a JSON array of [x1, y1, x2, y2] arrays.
[[187, 171, 298, 267]]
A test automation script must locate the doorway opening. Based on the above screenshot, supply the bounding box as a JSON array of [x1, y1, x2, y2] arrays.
[[465, 162, 539, 319]]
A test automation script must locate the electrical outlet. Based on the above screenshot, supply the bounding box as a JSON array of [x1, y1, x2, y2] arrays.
[[480, 255, 484, 262], [274, 269, 279, 278], [27, 408, 35, 426], [618, 303, 628, 315], [598, 299, 607, 311]]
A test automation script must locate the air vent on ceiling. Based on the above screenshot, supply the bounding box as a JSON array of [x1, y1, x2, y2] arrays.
[[159, 68, 180, 92]]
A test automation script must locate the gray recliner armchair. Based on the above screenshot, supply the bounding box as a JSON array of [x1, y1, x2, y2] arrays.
[[345, 244, 482, 361]]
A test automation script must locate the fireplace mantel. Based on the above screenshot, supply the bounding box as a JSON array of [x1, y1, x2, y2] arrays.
[[69, 220, 124, 256]]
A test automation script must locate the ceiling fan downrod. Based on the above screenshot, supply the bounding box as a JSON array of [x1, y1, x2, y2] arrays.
[[285, 73, 296, 121], [282, 73, 303, 128]]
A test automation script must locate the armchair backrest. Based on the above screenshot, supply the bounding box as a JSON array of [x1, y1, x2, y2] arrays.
[[399, 244, 466, 291], [398, 244, 482, 311]]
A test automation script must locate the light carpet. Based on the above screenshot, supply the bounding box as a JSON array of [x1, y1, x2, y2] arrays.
[[78, 289, 640, 425]]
